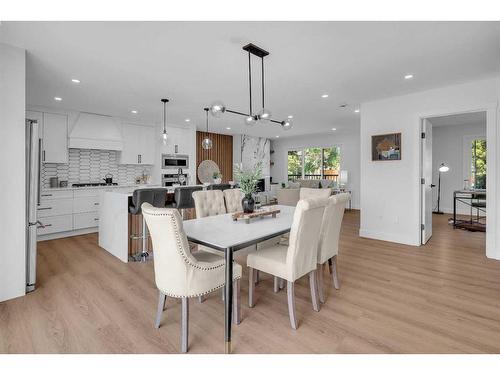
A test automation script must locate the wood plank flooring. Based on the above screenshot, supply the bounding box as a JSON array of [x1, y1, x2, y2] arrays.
[[1, 211, 500, 353]]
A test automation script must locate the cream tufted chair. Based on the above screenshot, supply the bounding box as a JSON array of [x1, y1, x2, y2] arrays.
[[247, 197, 327, 329], [299, 187, 332, 200], [316, 193, 350, 303], [192, 190, 227, 217], [223, 188, 244, 213], [141, 203, 242, 353]]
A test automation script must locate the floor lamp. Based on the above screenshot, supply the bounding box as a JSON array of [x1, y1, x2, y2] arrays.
[[433, 163, 450, 215]]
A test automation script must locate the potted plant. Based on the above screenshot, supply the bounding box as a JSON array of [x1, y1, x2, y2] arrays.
[[212, 171, 222, 184], [234, 163, 262, 213]]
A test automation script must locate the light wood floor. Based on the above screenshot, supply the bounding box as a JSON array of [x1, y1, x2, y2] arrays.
[[1, 211, 500, 354]]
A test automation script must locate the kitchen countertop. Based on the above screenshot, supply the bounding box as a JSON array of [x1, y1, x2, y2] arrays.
[[41, 183, 156, 192]]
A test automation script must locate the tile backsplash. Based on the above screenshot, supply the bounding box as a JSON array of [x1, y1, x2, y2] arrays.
[[41, 149, 152, 188]]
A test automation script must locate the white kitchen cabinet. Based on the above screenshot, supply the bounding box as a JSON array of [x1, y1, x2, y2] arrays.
[[120, 123, 155, 165], [73, 196, 100, 213], [41, 112, 68, 164], [37, 214, 73, 236], [38, 198, 73, 218], [74, 212, 100, 230]]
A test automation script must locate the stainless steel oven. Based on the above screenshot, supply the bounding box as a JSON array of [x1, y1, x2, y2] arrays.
[[162, 154, 189, 169]]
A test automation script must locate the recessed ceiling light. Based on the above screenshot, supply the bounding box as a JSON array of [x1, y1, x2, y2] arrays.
[[332, 128, 337, 131], [185, 118, 190, 122], [131, 110, 138, 114], [226, 127, 231, 130], [321, 94, 329, 98], [404, 74, 414, 80], [54, 97, 62, 101], [288, 115, 293, 119], [71, 79, 80, 83], [354, 109, 360, 113], [275, 135, 280, 138]]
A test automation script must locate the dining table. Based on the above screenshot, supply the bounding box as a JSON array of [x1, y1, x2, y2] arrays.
[[182, 204, 295, 353]]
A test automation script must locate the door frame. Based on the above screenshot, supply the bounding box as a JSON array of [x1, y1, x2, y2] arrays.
[[418, 104, 497, 259], [419, 118, 433, 245]]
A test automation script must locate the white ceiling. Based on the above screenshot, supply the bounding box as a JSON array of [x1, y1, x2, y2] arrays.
[[428, 111, 487, 127], [1, 21, 499, 138]]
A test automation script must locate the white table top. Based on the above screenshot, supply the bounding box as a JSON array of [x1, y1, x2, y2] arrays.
[[183, 205, 295, 251]]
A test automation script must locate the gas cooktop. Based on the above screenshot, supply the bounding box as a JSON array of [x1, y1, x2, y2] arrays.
[[72, 182, 119, 187]]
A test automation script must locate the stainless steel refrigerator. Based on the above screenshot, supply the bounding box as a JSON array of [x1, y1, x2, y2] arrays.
[[26, 119, 41, 293]]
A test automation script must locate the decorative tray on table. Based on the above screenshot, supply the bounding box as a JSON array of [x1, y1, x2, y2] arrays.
[[232, 206, 281, 224]]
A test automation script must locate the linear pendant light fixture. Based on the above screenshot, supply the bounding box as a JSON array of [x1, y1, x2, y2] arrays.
[[208, 43, 293, 131], [202, 107, 213, 150], [161, 98, 169, 144]]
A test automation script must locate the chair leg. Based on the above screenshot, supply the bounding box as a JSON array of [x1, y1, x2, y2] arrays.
[[198, 295, 206, 303], [287, 281, 298, 329], [181, 297, 189, 353], [309, 270, 320, 312], [233, 278, 242, 325], [279, 277, 285, 290], [248, 267, 255, 307], [317, 264, 325, 304], [255, 269, 260, 284], [328, 258, 333, 274], [332, 255, 340, 290], [273, 276, 279, 293], [155, 291, 166, 329]]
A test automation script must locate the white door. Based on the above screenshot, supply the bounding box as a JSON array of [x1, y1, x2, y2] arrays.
[[421, 119, 433, 244], [42, 113, 68, 164]]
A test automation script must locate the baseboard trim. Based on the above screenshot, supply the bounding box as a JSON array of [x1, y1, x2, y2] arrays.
[[359, 228, 419, 246], [38, 227, 98, 241]]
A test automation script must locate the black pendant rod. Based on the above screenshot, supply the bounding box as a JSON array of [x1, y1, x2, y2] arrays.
[[204, 107, 209, 132], [248, 51, 253, 116], [261, 57, 265, 109], [224, 108, 283, 125]]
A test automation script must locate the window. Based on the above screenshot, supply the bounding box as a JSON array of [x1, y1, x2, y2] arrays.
[[287, 146, 341, 181], [471, 138, 486, 189]]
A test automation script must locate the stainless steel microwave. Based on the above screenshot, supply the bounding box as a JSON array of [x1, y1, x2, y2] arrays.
[[162, 154, 189, 169]]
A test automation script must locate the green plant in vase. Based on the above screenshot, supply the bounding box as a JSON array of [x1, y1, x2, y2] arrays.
[[212, 171, 222, 184], [234, 163, 262, 213]]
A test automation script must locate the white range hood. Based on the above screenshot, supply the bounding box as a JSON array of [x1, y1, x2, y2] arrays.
[[69, 112, 123, 150]]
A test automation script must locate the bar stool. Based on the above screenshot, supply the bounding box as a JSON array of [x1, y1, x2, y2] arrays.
[[129, 188, 168, 262], [173, 186, 203, 220]]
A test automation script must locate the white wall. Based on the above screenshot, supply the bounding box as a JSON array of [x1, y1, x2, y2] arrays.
[[0, 43, 26, 302], [432, 122, 486, 214], [270, 131, 360, 209], [360, 77, 499, 260]]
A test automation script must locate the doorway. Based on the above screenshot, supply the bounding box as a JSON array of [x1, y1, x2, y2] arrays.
[[420, 111, 487, 247]]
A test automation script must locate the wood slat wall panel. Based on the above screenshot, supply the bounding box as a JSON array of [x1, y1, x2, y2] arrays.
[[196, 131, 233, 183]]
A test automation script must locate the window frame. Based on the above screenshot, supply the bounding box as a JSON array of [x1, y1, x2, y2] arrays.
[[286, 145, 342, 181], [463, 134, 486, 190]]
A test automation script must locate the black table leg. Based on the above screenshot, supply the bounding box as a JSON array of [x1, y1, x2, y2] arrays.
[[453, 192, 457, 229], [224, 246, 233, 354]]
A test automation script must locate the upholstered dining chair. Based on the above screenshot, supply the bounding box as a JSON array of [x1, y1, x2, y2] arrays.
[[192, 190, 227, 218], [223, 188, 244, 213], [247, 197, 327, 329], [299, 187, 332, 200], [141, 203, 242, 353], [316, 193, 350, 303]]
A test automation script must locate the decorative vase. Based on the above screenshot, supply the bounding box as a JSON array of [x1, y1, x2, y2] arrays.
[[242, 194, 255, 214]]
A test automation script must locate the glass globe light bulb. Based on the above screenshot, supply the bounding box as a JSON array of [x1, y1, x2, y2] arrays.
[[162, 131, 168, 144], [258, 108, 272, 122], [209, 101, 226, 118], [281, 119, 293, 131], [245, 115, 258, 126], [202, 137, 213, 150]]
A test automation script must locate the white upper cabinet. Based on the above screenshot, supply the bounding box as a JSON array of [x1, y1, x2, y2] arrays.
[[120, 123, 155, 165], [42, 113, 68, 164], [26, 111, 68, 164]]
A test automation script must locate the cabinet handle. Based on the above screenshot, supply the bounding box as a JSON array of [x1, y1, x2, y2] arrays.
[[42, 150, 46, 162], [37, 223, 52, 228], [41, 194, 53, 197], [137, 155, 140, 164], [94, 202, 99, 206], [139, 154, 142, 164], [38, 207, 52, 210], [94, 218, 99, 221]]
